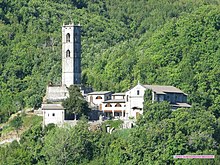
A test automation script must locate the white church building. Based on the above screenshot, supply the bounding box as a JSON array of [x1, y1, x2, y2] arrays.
[[41, 23, 191, 126]]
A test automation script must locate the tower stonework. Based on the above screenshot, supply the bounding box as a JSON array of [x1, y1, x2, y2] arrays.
[[62, 24, 81, 87]]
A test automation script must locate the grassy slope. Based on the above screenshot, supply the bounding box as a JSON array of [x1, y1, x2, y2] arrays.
[[0, 113, 42, 141]]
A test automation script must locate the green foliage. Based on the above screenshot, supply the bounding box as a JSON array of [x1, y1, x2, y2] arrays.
[[62, 85, 90, 118], [0, 114, 42, 139], [0, 140, 32, 165], [85, 4, 220, 118], [144, 89, 152, 102], [1, 0, 220, 122], [0, 124, 45, 165], [103, 119, 123, 129], [139, 101, 172, 124], [1, 105, 220, 164], [19, 124, 46, 164], [9, 115, 23, 134], [121, 105, 218, 164], [42, 120, 99, 164]]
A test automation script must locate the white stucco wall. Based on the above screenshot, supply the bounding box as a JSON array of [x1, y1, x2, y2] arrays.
[[125, 84, 146, 119], [43, 110, 65, 126], [87, 93, 111, 107], [87, 94, 104, 105], [113, 95, 125, 100]]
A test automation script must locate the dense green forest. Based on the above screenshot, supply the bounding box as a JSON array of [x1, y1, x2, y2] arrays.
[[1, 0, 220, 164], [1, 102, 220, 164], [0, 0, 220, 121]]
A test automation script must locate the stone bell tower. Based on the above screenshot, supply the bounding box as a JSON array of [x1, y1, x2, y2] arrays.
[[62, 23, 81, 87]]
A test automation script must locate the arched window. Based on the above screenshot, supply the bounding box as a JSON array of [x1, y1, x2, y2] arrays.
[[96, 96, 102, 99], [105, 103, 112, 107], [66, 50, 70, 57], [66, 33, 70, 42], [115, 103, 122, 107]]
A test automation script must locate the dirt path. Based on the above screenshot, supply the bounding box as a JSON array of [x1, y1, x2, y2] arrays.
[[0, 111, 36, 145], [0, 137, 20, 145]]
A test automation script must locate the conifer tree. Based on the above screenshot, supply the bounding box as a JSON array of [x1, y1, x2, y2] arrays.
[[62, 85, 90, 119]]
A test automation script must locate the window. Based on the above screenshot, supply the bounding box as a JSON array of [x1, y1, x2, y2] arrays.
[[137, 90, 140, 95], [115, 103, 122, 107], [115, 112, 120, 116], [105, 103, 112, 107], [52, 113, 55, 116], [66, 33, 70, 42], [159, 95, 164, 102], [126, 95, 129, 102], [66, 50, 70, 57], [175, 95, 178, 101], [165, 95, 170, 102], [96, 96, 102, 99]]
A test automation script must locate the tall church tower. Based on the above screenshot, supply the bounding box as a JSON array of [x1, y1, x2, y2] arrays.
[[62, 23, 81, 87]]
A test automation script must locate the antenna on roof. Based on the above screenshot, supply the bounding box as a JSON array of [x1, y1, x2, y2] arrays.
[[138, 80, 140, 85]]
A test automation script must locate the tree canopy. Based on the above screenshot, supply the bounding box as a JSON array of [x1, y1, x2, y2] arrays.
[[2, 103, 220, 164], [62, 85, 90, 119], [0, 0, 220, 122]]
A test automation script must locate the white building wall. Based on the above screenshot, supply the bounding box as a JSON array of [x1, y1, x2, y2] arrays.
[[87, 94, 105, 106], [113, 95, 125, 100], [62, 25, 74, 87], [43, 110, 65, 126], [125, 84, 146, 119], [87, 93, 111, 108]]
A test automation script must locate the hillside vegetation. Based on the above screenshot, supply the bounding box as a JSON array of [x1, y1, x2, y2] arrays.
[[1, 103, 220, 164], [1, 0, 220, 121]]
